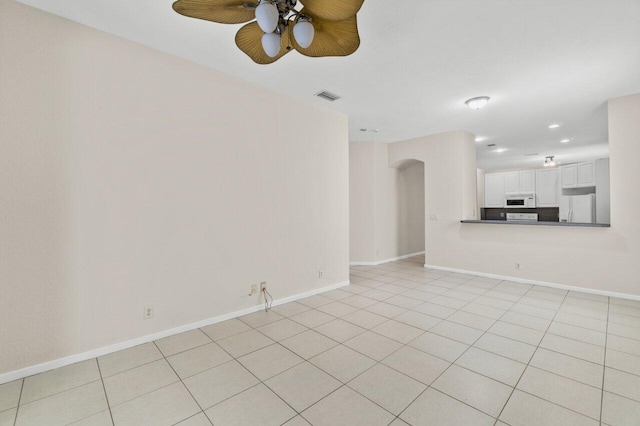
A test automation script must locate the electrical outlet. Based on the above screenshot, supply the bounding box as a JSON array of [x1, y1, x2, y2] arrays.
[[260, 281, 267, 291], [143, 305, 154, 319], [250, 284, 257, 295], [515, 263, 521, 270], [318, 270, 324, 279]]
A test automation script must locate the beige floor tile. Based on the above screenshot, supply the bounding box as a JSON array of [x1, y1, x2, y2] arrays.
[[400, 388, 494, 426], [309, 345, 376, 383], [175, 412, 212, 425], [342, 310, 388, 329], [183, 360, 259, 409], [342, 284, 372, 294], [539, 334, 604, 364], [341, 295, 378, 309], [67, 410, 112, 426], [443, 289, 478, 302], [316, 301, 359, 318], [290, 309, 334, 328], [0, 379, 22, 412], [297, 295, 333, 308], [301, 386, 394, 426], [460, 302, 506, 320], [280, 330, 337, 359], [411, 301, 457, 318], [98, 343, 163, 378], [155, 329, 211, 357], [359, 289, 396, 302], [558, 304, 608, 321], [563, 297, 608, 311], [205, 384, 296, 426], [608, 322, 640, 341], [385, 294, 423, 309], [216, 329, 274, 357], [554, 311, 607, 332], [15, 381, 107, 426], [547, 322, 606, 346], [519, 296, 561, 311], [394, 310, 441, 330], [348, 363, 425, 415], [609, 312, 640, 328], [509, 303, 556, 320], [265, 362, 341, 412], [409, 332, 469, 362], [270, 302, 311, 317], [0, 408, 17, 426], [399, 289, 436, 302], [256, 318, 308, 342], [474, 296, 515, 311], [499, 389, 599, 426], [365, 302, 406, 318], [472, 333, 536, 364], [607, 334, 640, 357], [530, 348, 603, 388], [313, 318, 366, 343], [604, 367, 640, 402], [103, 359, 178, 407], [606, 349, 640, 376], [517, 366, 601, 420], [602, 391, 640, 426], [455, 347, 526, 386], [21, 360, 101, 405], [344, 331, 403, 361], [488, 321, 544, 346], [201, 319, 251, 341], [526, 289, 565, 302], [447, 311, 496, 331], [429, 295, 468, 310], [430, 320, 483, 345], [111, 382, 199, 426], [283, 415, 311, 425], [238, 310, 285, 328], [382, 346, 450, 385], [371, 320, 424, 344], [237, 344, 304, 381], [431, 365, 512, 417], [321, 289, 353, 300], [500, 311, 550, 331], [377, 284, 408, 294], [389, 418, 410, 426], [167, 343, 232, 379]]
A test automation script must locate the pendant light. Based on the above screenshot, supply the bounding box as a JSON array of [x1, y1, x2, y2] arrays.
[[255, 0, 279, 33], [261, 32, 281, 57], [293, 18, 315, 48]]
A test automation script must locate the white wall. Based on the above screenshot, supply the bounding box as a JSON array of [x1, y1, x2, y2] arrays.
[[349, 142, 425, 263], [0, 0, 349, 377]]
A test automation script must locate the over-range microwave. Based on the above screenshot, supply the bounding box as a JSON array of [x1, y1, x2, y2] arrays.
[[505, 195, 536, 208]]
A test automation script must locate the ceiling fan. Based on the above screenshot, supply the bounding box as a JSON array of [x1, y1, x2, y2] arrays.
[[172, 0, 365, 64]]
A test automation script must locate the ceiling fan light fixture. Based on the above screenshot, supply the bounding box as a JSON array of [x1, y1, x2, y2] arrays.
[[465, 96, 490, 110], [293, 18, 315, 48], [255, 0, 279, 33], [262, 32, 281, 57], [544, 156, 556, 167]]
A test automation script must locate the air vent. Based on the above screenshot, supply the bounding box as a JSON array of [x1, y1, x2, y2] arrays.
[[315, 91, 341, 102], [524, 153, 539, 157], [487, 144, 496, 147]]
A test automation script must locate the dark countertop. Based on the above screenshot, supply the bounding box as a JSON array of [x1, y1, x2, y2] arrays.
[[461, 220, 611, 228]]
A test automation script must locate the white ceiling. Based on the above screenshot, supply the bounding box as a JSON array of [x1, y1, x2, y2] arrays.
[[17, 0, 640, 170]]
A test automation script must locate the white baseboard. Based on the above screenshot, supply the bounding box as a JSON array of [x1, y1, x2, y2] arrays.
[[350, 251, 425, 266], [424, 264, 640, 302], [0, 280, 350, 385]]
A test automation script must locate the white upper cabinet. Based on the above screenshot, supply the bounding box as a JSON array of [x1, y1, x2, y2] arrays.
[[561, 161, 595, 188], [536, 168, 560, 207], [519, 170, 536, 193], [485, 173, 505, 207], [503, 170, 536, 195]]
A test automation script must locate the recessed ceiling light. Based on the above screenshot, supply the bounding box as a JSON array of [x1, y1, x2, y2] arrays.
[[465, 96, 490, 110], [372, 129, 380, 133], [475, 136, 486, 142], [487, 143, 496, 147], [548, 123, 561, 129], [560, 139, 570, 143], [494, 148, 507, 153]]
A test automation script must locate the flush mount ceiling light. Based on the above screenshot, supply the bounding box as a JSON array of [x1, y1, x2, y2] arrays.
[[465, 96, 490, 110], [172, 0, 365, 64], [494, 148, 507, 153], [548, 123, 561, 129], [544, 156, 556, 167], [560, 139, 571, 143], [475, 136, 486, 142]]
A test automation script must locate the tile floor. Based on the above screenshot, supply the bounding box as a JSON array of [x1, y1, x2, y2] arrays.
[[1, 255, 640, 425]]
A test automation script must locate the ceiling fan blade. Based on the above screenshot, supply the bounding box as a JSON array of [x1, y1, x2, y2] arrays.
[[173, 0, 255, 24], [292, 14, 360, 58], [235, 22, 292, 64], [299, 0, 364, 21]]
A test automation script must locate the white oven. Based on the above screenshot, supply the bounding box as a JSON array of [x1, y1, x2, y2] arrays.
[[505, 195, 536, 208]]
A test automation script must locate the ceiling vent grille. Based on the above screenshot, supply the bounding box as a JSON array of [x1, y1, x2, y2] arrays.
[[315, 91, 341, 102]]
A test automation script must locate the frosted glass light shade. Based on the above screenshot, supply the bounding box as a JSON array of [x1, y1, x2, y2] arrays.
[[255, 1, 279, 33], [465, 96, 490, 110], [293, 20, 315, 48], [262, 32, 281, 57]]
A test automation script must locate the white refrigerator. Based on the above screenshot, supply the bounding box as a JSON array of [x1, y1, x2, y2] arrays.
[[560, 194, 596, 223]]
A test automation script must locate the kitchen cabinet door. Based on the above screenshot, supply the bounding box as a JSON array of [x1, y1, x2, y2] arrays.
[[485, 173, 505, 207], [578, 161, 595, 187], [519, 170, 536, 193], [536, 168, 560, 207], [561, 164, 578, 188], [504, 172, 519, 195]]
